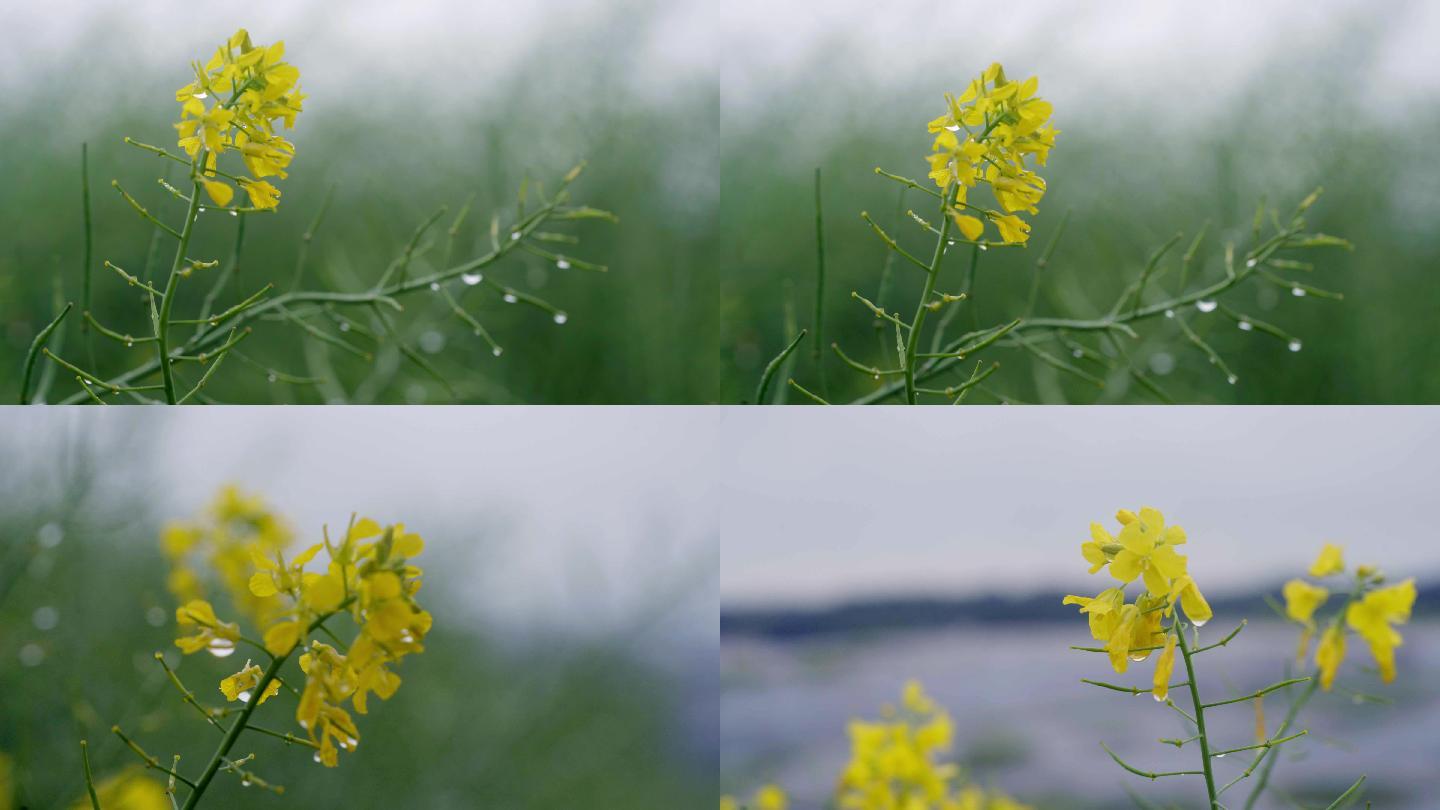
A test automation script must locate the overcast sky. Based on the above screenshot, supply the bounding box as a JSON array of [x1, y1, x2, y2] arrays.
[[720, 407, 1440, 607]]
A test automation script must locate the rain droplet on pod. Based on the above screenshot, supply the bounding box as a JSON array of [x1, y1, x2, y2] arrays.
[[1164, 309, 1175, 318], [1291, 287, 1306, 297], [429, 282, 441, 291], [1245, 258, 1257, 268], [552, 312, 568, 325], [503, 293, 518, 304], [1287, 339, 1303, 352], [555, 258, 571, 270], [509, 232, 521, 241], [1226, 374, 1238, 385], [1238, 321, 1254, 331], [267, 373, 277, 383], [461, 272, 483, 286], [491, 346, 504, 357], [1195, 300, 1218, 313]]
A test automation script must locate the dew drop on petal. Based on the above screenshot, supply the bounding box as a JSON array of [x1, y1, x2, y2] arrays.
[[313, 752, 322, 763], [1195, 300, 1218, 313], [461, 272, 483, 286], [238, 690, 252, 703]]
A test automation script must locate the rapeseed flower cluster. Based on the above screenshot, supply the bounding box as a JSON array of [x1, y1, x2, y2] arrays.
[[167, 490, 431, 769], [163, 485, 294, 630], [836, 681, 1032, 810], [1064, 508, 1212, 700], [174, 28, 304, 209], [925, 63, 1058, 245], [1282, 543, 1416, 691]]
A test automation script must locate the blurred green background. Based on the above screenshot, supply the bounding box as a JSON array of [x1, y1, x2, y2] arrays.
[[720, 1, 1440, 404], [0, 409, 716, 808], [0, 1, 718, 404]]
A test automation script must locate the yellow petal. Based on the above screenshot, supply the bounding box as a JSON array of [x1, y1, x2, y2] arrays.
[[263, 620, 301, 655], [249, 571, 278, 597], [201, 179, 233, 206], [1308, 543, 1345, 577], [1152, 633, 1177, 701]]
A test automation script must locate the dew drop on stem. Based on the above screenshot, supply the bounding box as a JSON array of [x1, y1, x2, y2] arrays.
[[503, 293, 518, 304], [1291, 287, 1306, 297], [461, 272, 483, 285], [552, 312, 568, 325], [429, 282, 441, 291], [555, 258, 570, 270], [491, 346, 503, 357], [1288, 339, 1303, 352], [1195, 300, 1218, 313], [1238, 321, 1253, 331]]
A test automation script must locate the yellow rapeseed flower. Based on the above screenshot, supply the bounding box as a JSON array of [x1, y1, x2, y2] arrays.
[[173, 28, 304, 209], [1345, 579, 1416, 684], [219, 662, 282, 705], [1315, 624, 1346, 691], [1152, 632, 1178, 702], [174, 599, 240, 656], [924, 62, 1059, 245], [1283, 579, 1330, 625], [1309, 543, 1345, 577]]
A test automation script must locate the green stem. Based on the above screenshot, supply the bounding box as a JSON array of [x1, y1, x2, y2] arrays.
[[81, 739, 102, 810], [157, 154, 206, 404], [1174, 624, 1220, 808], [903, 184, 957, 404]]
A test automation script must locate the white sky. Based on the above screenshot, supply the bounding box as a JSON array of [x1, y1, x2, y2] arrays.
[[720, 407, 1440, 607]]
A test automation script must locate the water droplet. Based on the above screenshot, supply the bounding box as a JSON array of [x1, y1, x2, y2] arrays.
[[555, 258, 571, 270], [1245, 258, 1257, 268], [1226, 374, 1238, 385], [338, 322, 351, 332], [197, 207, 206, 214], [207, 639, 236, 658], [552, 312, 568, 325], [1164, 309, 1175, 318], [461, 272, 483, 285], [429, 282, 441, 291], [313, 752, 322, 763], [1238, 321, 1254, 331], [125, 339, 134, 348], [1153, 693, 1166, 702], [947, 240, 956, 247], [978, 244, 989, 251], [1291, 287, 1306, 297], [418, 331, 446, 354], [503, 293, 518, 304], [491, 346, 504, 357], [1130, 653, 1149, 662], [1191, 617, 1209, 628], [509, 232, 521, 241], [1195, 300, 1217, 313], [1071, 349, 1083, 358], [37, 523, 63, 548], [945, 125, 961, 132], [345, 737, 359, 749], [1287, 339, 1303, 353], [267, 373, 277, 383], [32, 606, 58, 631], [1215, 753, 1227, 759], [241, 777, 252, 787], [1148, 352, 1175, 376], [230, 210, 238, 217], [238, 690, 252, 703], [18, 643, 44, 667], [146, 606, 167, 627]]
